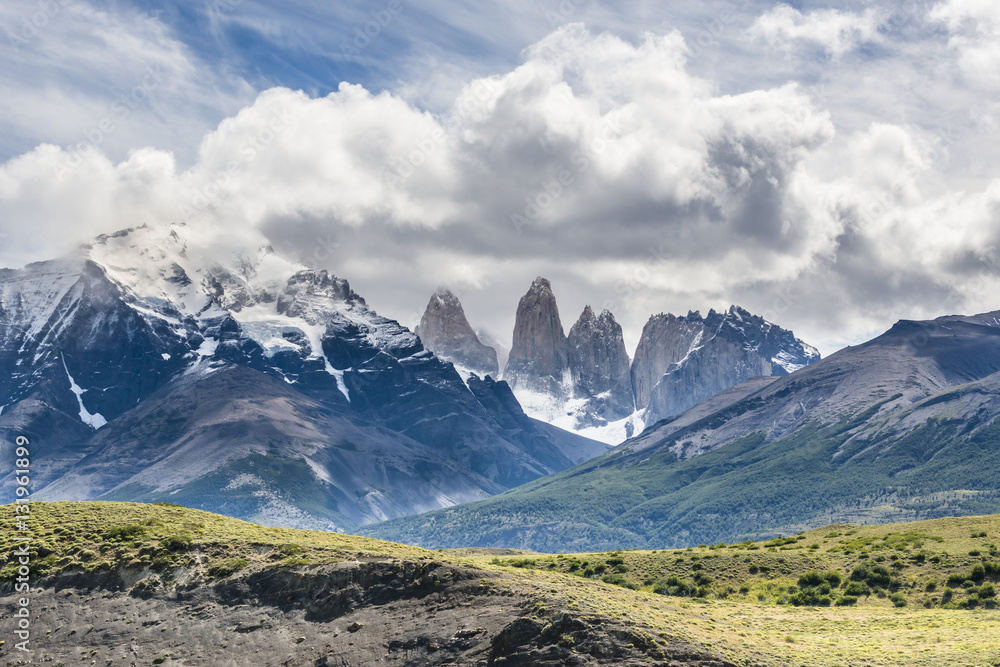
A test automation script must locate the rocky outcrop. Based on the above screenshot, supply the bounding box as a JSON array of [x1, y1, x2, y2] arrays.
[[415, 288, 499, 377], [503, 277, 570, 395], [631, 306, 820, 424], [567, 306, 634, 426]]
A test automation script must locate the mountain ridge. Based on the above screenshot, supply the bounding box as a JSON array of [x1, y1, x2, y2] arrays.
[[0, 224, 607, 531], [363, 308, 1000, 550]]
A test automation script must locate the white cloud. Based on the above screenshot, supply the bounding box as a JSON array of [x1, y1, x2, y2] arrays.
[[749, 5, 884, 58], [1, 21, 1000, 357], [930, 0, 1000, 90]]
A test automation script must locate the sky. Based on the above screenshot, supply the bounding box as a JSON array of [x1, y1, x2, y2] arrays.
[[1, 0, 999, 357]]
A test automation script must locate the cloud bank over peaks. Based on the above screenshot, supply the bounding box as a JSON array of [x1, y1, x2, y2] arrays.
[[0, 21, 998, 357]]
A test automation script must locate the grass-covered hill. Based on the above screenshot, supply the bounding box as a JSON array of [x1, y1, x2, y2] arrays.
[[3, 502, 1000, 666]]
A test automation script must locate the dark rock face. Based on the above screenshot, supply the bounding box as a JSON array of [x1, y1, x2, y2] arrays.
[[504, 277, 570, 395], [414, 289, 499, 377], [567, 306, 634, 426], [631, 312, 706, 412], [631, 306, 820, 424], [2, 552, 724, 667]]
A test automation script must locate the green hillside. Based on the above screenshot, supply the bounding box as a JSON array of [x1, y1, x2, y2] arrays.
[[364, 411, 1000, 551], [3, 503, 1000, 665]]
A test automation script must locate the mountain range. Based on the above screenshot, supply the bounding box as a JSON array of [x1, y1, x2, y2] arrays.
[[417, 276, 819, 444], [365, 310, 1000, 551], [0, 224, 607, 531]]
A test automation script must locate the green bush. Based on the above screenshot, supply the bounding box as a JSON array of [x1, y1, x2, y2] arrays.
[[798, 571, 842, 588], [890, 593, 907, 608], [979, 583, 996, 599], [160, 533, 193, 551], [103, 525, 146, 541], [835, 595, 858, 606], [600, 573, 638, 590], [279, 543, 304, 557], [843, 581, 870, 597], [851, 562, 892, 589], [655, 575, 696, 597]]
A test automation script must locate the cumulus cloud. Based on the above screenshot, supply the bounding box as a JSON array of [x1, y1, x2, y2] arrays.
[[749, 5, 885, 58], [930, 0, 1000, 90], [1, 21, 999, 357]]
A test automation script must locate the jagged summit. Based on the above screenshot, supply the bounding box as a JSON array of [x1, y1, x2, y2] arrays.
[[415, 288, 499, 377], [567, 305, 634, 429], [503, 276, 569, 396]]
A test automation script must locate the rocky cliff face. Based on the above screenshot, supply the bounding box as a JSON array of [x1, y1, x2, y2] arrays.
[[414, 289, 499, 377], [567, 306, 634, 427], [631, 306, 820, 424], [503, 277, 570, 396]]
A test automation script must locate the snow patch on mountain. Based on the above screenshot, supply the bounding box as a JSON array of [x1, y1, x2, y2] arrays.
[[60, 353, 107, 429]]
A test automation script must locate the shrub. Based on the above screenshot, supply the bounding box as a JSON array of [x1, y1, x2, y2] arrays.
[[103, 525, 146, 541], [947, 572, 967, 587], [851, 562, 892, 589], [279, 543, 304, 557], [835, 595, 858, 606], [979, 583, 996, 599], [843, 581, 870, 597], [655, 575, 696, 597], [160, 533, 193, 551], [972, 564, 986, 581], [600, 573, 637, 590], [890, 593, 907, 608]]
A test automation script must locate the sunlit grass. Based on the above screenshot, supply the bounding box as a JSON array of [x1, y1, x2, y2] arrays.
[[4, 502, 1000, 666]]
